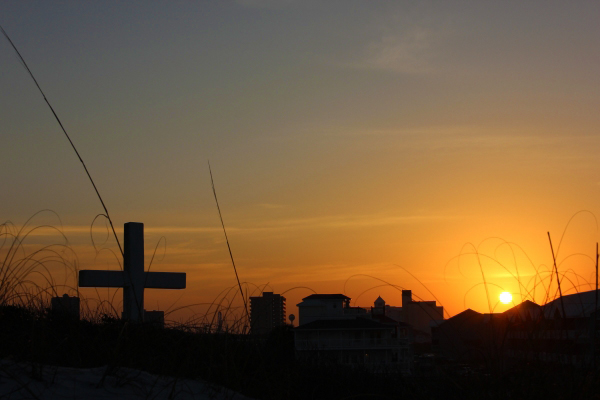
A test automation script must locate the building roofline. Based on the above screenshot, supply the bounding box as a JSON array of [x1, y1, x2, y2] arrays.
[[301, 294, 351, 301]]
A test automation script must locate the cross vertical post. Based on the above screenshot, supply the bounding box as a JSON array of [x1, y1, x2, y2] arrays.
[[78, 222, 186, 323], [123, 222, 144, 322]]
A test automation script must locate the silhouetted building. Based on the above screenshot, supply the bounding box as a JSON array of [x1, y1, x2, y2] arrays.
[[250, 292, 286, 334], [296, 294, 366, 325], [295, 293, 412, 373], [51, 294, 80, 320], [371, 291, 444, 343], [433, 290, 600, 369], [433, 301, 550, 366], [432, 308, 490, 363], [510, 292, 600, 367]]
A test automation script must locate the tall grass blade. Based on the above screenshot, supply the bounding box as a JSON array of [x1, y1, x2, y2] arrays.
[[208, 161, 249, 332], [0, 24, 123, 257], [548, 232, 566, 318]]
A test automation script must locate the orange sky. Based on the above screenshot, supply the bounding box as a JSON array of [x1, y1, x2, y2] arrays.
[[1, 1, 599, 325]]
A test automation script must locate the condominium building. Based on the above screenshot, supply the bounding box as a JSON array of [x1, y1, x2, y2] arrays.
[[250, 292, 286, 334]]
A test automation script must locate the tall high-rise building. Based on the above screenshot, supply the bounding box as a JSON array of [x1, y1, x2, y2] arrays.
[[250, 292, 286, 334]]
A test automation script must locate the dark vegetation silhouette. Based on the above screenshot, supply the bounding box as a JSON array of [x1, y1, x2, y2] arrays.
[[2, 213, 600, 399]]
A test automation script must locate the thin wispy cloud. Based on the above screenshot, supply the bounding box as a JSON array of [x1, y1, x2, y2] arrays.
[[256, 203, 287, 209], [332, 10, 449, 75], [332, 125, 600, 151], [235, 0, 294, 9], [356, 28, 435, 73], [13, 225, 221, 237], [17, 213, 460, 239], [238, 213, 462, 233]]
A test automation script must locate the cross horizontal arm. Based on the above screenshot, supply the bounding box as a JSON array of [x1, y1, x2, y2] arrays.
[[79, 270, 125, 288], [144, 272, 186, 289]]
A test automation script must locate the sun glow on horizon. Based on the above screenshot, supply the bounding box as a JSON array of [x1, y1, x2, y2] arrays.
[[499, 292, 513, 305]]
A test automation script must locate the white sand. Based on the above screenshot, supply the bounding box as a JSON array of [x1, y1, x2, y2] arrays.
[[0, 360, 253, 400]]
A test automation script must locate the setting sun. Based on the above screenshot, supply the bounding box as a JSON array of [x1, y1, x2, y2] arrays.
[[499, 292, 513, 304]]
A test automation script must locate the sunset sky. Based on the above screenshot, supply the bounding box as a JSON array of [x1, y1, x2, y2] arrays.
[[1, 1, 599, 324]]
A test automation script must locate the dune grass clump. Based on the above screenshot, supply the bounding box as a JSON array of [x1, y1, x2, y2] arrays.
[[0, 212, 78, 309]]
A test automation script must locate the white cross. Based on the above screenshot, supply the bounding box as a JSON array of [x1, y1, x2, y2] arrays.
[[79, 222, 186, 322]]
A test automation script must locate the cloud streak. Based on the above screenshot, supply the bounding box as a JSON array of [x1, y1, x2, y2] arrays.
[[235, 0, 294, 9], [330, 8, 451, 75], [17, 212, 460, 239], [354, 27, 435, 73]]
